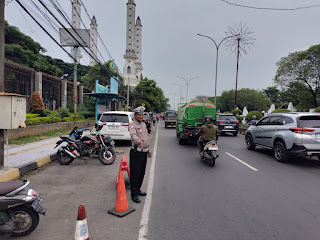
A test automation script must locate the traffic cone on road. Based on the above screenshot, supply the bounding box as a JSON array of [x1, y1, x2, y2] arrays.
[[74, 205, 89, 240], [109, 171, 135, 217], [116, 156, 130, 190]]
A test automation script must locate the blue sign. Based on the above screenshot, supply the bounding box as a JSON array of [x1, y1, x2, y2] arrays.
[[110, 77, 119, 94]]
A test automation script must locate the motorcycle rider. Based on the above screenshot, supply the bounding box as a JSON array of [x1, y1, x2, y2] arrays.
[[196, 115, 218, 156], [249, 115, 258, 125]]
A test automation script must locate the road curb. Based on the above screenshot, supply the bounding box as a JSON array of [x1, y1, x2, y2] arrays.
[[0, 153, 58, 182]]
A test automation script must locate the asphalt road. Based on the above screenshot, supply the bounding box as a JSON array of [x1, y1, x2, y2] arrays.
[[6, 121, 320, 240], [148, 124, 320, 240]]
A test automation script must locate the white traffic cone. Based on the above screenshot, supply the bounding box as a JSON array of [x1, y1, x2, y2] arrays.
[[74, 204, 89, 240]]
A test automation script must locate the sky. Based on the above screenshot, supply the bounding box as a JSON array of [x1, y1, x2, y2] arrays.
[[5, 0, 320, 108]]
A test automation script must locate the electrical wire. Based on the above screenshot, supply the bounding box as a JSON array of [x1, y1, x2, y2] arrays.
[[219, 0, 320, 11], [78, 0, 123, 76], [15, 0, 81, 64]]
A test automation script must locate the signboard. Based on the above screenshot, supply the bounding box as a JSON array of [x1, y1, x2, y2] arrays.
[[59, 28, 90, 47], [110, 77, 119, 94], [95, 80, 108, 93], [108, 61, 119, 74]]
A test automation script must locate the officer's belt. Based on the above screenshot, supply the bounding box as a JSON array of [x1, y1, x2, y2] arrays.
[[132, 146, 149, 152]]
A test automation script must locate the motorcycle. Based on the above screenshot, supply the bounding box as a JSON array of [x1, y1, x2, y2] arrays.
[[0, 180, 46, 237], [55, 123, 116, 165], [69, 126, 84, 140], [200, 137, 219, 167]]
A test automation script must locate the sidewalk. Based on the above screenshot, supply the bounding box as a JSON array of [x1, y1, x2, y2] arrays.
[[0, 131, 93, 181]]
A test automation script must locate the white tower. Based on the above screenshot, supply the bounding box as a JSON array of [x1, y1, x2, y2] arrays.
[[89, 16, 98, 66], [123, 0, 141, 87], [135, 16, 143, 81], [70, 0, 83, 63]]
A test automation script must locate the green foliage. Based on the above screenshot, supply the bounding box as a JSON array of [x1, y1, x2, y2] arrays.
[[134, 77, 169, 112], [272, 109, 291, 113], [26, 117, 50, 125], [58, 107, 70, 118], [27, 91, 45, 115], [62, 115, 85, 122], [246, 111, 263, 122], [274, 44, 320, 108], [5, 21, 90, 82], [236, 116, 243, 121], [219, 88, 270, 112], [231, 109, 242, 116], [26, 113, 39, 119], [314, 107, 320, 112]]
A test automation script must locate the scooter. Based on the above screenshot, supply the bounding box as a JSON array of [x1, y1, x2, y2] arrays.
[[200, 137, 219, 167], [0, 180, 46, 237]]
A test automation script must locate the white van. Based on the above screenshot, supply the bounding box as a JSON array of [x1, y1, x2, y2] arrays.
[[99, 111, 134, 141]]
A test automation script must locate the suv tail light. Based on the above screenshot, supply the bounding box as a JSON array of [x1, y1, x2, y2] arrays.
[[235, 121, 239, 124], [217, 121, 224, 124], [121, 123, 129, 126], [290, 127, 315, 134]]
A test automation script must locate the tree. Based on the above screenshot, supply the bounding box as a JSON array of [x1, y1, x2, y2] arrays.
[[263, 86, 281, 105], [134, 77, 169, 112], [219, 88, 270, 112], [27, 91, 45, 115], [274, 44, 320, 108]]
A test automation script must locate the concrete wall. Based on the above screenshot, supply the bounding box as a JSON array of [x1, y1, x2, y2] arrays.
[[7, 120, 95, 140]]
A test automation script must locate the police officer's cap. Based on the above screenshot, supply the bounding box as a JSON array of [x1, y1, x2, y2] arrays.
[[133, 106, 145, 115]]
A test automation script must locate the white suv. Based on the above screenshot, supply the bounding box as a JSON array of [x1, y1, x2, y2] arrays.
[[99, 111, 134, 141], [245, 113, 320, 162]]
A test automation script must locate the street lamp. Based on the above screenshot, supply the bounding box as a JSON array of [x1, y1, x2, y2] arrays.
[[174, 83, 186, 104], [197, 34, 238, 108], [177, 76, 198, 103]]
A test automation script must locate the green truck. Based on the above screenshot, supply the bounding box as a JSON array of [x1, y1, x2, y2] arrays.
[[176, 99, 216, 145]]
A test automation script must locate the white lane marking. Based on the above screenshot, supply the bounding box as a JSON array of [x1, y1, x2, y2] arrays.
[[225, 152, 259, 172], [138, 122, 160, 240]]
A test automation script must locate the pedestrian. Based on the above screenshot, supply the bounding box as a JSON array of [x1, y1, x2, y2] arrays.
[[128, 106, 152, 203]]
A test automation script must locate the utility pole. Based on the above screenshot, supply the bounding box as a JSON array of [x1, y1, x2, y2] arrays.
[[0, 0, 5, 168], [73, 47, 78, 127]]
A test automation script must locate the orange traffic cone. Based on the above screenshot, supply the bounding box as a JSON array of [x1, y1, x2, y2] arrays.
[[74, 205, 89, 240], [109, 171, 135, 217], [116, 156, 131, 190]]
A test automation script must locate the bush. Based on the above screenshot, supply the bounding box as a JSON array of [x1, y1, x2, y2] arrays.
[[26, 117, 50, 125], [314, 106, 320, 112], [236, 116, 243, 121], [62, 115, 85, 122], [59, 107, 70, 118], [246, 111, 263, 122], [27, 91, 45, 116], [77, 110, 95, 119], [231, 109, 242, 116], [272, 109, 291, 113], [43, 109, 52, 117], [26, 113, 40, 119]]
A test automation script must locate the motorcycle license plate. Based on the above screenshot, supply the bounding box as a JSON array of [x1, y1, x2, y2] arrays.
[[209, 146, 218, 151], [31, 196, 43, 212]]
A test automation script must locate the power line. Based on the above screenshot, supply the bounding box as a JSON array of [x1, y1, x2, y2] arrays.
[[65, 0, 107, 64], [37, 0, 103, 66], [219, 0, 320, 11], [78, 0, 123, 76], [15, 0, 81, 64]]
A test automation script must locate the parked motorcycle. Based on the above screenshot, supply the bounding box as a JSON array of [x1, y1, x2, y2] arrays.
[[200, 137, 219, 167], [55, 122, 116, 165], [0, 180, 46, 237]]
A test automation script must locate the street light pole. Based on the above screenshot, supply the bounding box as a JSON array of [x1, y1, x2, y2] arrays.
[[174, 83, 185, 104], [197, 34, 237, 108], [177, 76, 198, 103], [126, 78, 130, 111]]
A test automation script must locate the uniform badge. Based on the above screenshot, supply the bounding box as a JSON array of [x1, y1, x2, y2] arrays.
[[131, 125, 134, 129]]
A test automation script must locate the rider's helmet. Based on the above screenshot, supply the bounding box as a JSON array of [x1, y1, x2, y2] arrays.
[[252, 115, 257, 120], [204, 115, 213, 123], [95, 121, 104, 131]]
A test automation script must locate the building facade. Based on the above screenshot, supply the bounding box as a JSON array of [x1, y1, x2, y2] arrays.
[[123, 0, 143, 87]]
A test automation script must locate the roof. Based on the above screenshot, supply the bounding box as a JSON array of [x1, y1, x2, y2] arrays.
[[100, 111, 133, 115]]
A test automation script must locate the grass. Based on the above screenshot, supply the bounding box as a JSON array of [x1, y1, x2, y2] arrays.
[[9, 129, 72, 145], [239, 123, 249, 129]]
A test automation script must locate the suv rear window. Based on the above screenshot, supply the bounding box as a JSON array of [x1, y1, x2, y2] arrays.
[[298, 115, 320, 128], [100, 114, 129, 123], [218, 115, 237, 121]]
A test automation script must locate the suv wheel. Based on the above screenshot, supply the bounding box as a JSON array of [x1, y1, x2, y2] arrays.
[[245, 134, 255, 150], [274, 141, 289, 163], [233, 131, 238, 136]]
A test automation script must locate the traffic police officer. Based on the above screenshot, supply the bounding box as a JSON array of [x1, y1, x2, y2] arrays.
[[129, 106, 152, 203]]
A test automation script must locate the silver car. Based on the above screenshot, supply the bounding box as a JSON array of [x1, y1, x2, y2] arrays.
[[245, 113, 320, 162]]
